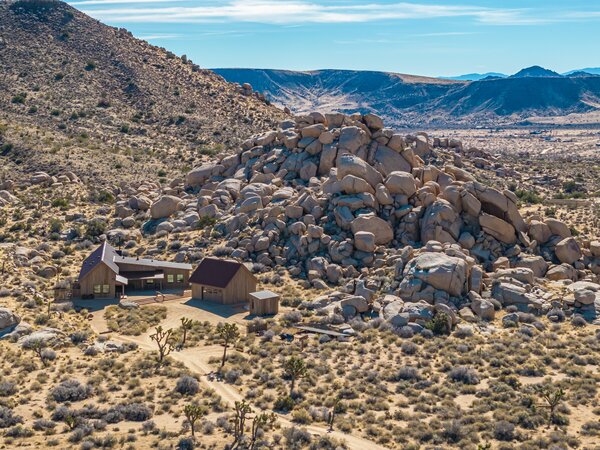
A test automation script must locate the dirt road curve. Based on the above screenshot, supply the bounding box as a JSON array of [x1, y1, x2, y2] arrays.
[[116, 334, 387, 450]]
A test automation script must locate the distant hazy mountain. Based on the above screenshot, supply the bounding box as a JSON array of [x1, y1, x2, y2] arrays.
[[441, 72, 507, 81], [563, 68, 600, 76], [214, 67, 600, 127], [511, 66, 562, 78]]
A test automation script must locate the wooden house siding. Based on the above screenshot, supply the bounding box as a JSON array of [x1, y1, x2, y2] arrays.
[[117, 262, 190, 290], [191, 266, 257, 305], [249, 293, 280, 316], [79, 263, 117, 299]]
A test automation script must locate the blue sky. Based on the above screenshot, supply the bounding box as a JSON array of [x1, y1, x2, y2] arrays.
[[67, 0, 600, 77]]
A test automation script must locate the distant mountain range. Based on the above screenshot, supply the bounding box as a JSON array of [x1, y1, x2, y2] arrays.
[[214, 66, 600, 127], [442, 67, 600, 81]]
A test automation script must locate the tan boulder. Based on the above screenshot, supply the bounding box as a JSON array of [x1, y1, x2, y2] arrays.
[[479, 213, 516, 244], [351, 215, 393, 245], [555, 237, 581, 264]]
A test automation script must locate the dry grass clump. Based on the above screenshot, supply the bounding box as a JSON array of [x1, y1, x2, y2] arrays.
[[105, 305, 167, 335]]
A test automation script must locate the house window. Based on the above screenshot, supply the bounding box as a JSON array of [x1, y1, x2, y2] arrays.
[[167, 274, 174, 283], [177, 274, 184, 283], [93, 285, 101, 294], [147, 280, 155, 286], [102, 285, 110, 294]]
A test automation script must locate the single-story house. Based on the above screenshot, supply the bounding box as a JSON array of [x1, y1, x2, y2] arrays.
[[74, 242, 192, 299], [190, 257, 257, 305]]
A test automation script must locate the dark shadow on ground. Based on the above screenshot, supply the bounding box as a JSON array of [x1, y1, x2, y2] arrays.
[[183, 298, 253, 320], [73, 298, 119, 312]]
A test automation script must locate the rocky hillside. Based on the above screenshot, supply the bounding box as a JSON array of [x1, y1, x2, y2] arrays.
[[4, 111, 595, 329], [0, 0, 285, 186], [214, 68, 600, 127]]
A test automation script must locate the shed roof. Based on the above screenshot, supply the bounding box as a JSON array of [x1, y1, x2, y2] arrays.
[[250, 290, 279, 300], [189, 257, 254, 288]]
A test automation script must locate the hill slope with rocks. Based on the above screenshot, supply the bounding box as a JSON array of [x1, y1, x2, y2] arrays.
[[3, 110, 600, 449], [0, 0, 285, 187], [215, 67, 600, 127]]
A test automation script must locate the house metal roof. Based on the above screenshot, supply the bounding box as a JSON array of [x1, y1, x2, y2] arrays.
[[189, 257, 254, 288], [114, 255, 192, 271], [78, 241, 120, 280]]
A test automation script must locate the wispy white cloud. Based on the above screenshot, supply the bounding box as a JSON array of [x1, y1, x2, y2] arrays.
[[136, 33, 182, 40], [74, 0, 548, 26], [71, 0, 184, 5], [74, 0, 600, 27]]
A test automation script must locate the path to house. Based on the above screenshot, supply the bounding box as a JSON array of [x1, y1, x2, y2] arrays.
[[88, 303, 387, 450]]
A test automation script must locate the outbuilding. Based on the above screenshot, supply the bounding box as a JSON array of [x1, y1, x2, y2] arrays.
[[190, 257, 257, 305], [249, 290, 280, 316]]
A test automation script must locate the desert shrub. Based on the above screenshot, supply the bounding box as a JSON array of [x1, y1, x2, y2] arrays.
[[447, 366, 479, 385], [494, 420, 515, 441], [199, 420, 214, 435], [51, 379, 93, 403], [70, 331, 89, 345], [85, 219, 106, 238], [441, 420, 464, 443], [454, 325, 474, 338], [68, 423, 94, 443], [284, 426, 312, 448], [395, 366, 421, 381], [104, 305, 167, 336], [224, 369, 242, 384], [175, 376, 199, 396], [41, 348, 57, 363], [292, 408, 312, 424], [0, 381, 17, 397], [274, 396, 295, 412], [33, 419, 56, 431], [425, 312, 451, 335], [4, 424, 33, 437], [401, 341, 418, 355], [141, 420, 156, 434], [0, 407, 24, 428], [116, 403, 152, 421], [282, 311, 302, 324], [177, 437, 195, 450], [84, 346, 99, 356]]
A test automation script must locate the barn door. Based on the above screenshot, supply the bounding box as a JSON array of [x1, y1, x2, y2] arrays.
[[203, 287, 223, 302]]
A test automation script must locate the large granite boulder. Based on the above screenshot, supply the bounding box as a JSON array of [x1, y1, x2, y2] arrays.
[[351, 216, 393, 245], [402, 252, 468, 297]]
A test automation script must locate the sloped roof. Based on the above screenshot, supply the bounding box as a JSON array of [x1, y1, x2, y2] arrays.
[[189, 257, 253, 288], [114, 255, 192, 271], [78, 242, 119, 280]]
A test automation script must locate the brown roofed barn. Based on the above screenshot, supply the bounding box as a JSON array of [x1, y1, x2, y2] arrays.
[[190, 258, 257, 305]]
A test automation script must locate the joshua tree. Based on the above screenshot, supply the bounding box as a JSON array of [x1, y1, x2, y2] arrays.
[[536, 386, 566, 425], [179, 317, 193, 349], [183, 403, 206, 438], [30, 339, 52, 367], [232, 400, 252, 444], [250, 411, 276, 449], [327, 397, 341, 432], [217, 323, 240, 369], [283, 356, 308, 396], [64, 414, 78, 431], [150, 326, 175, 366]]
